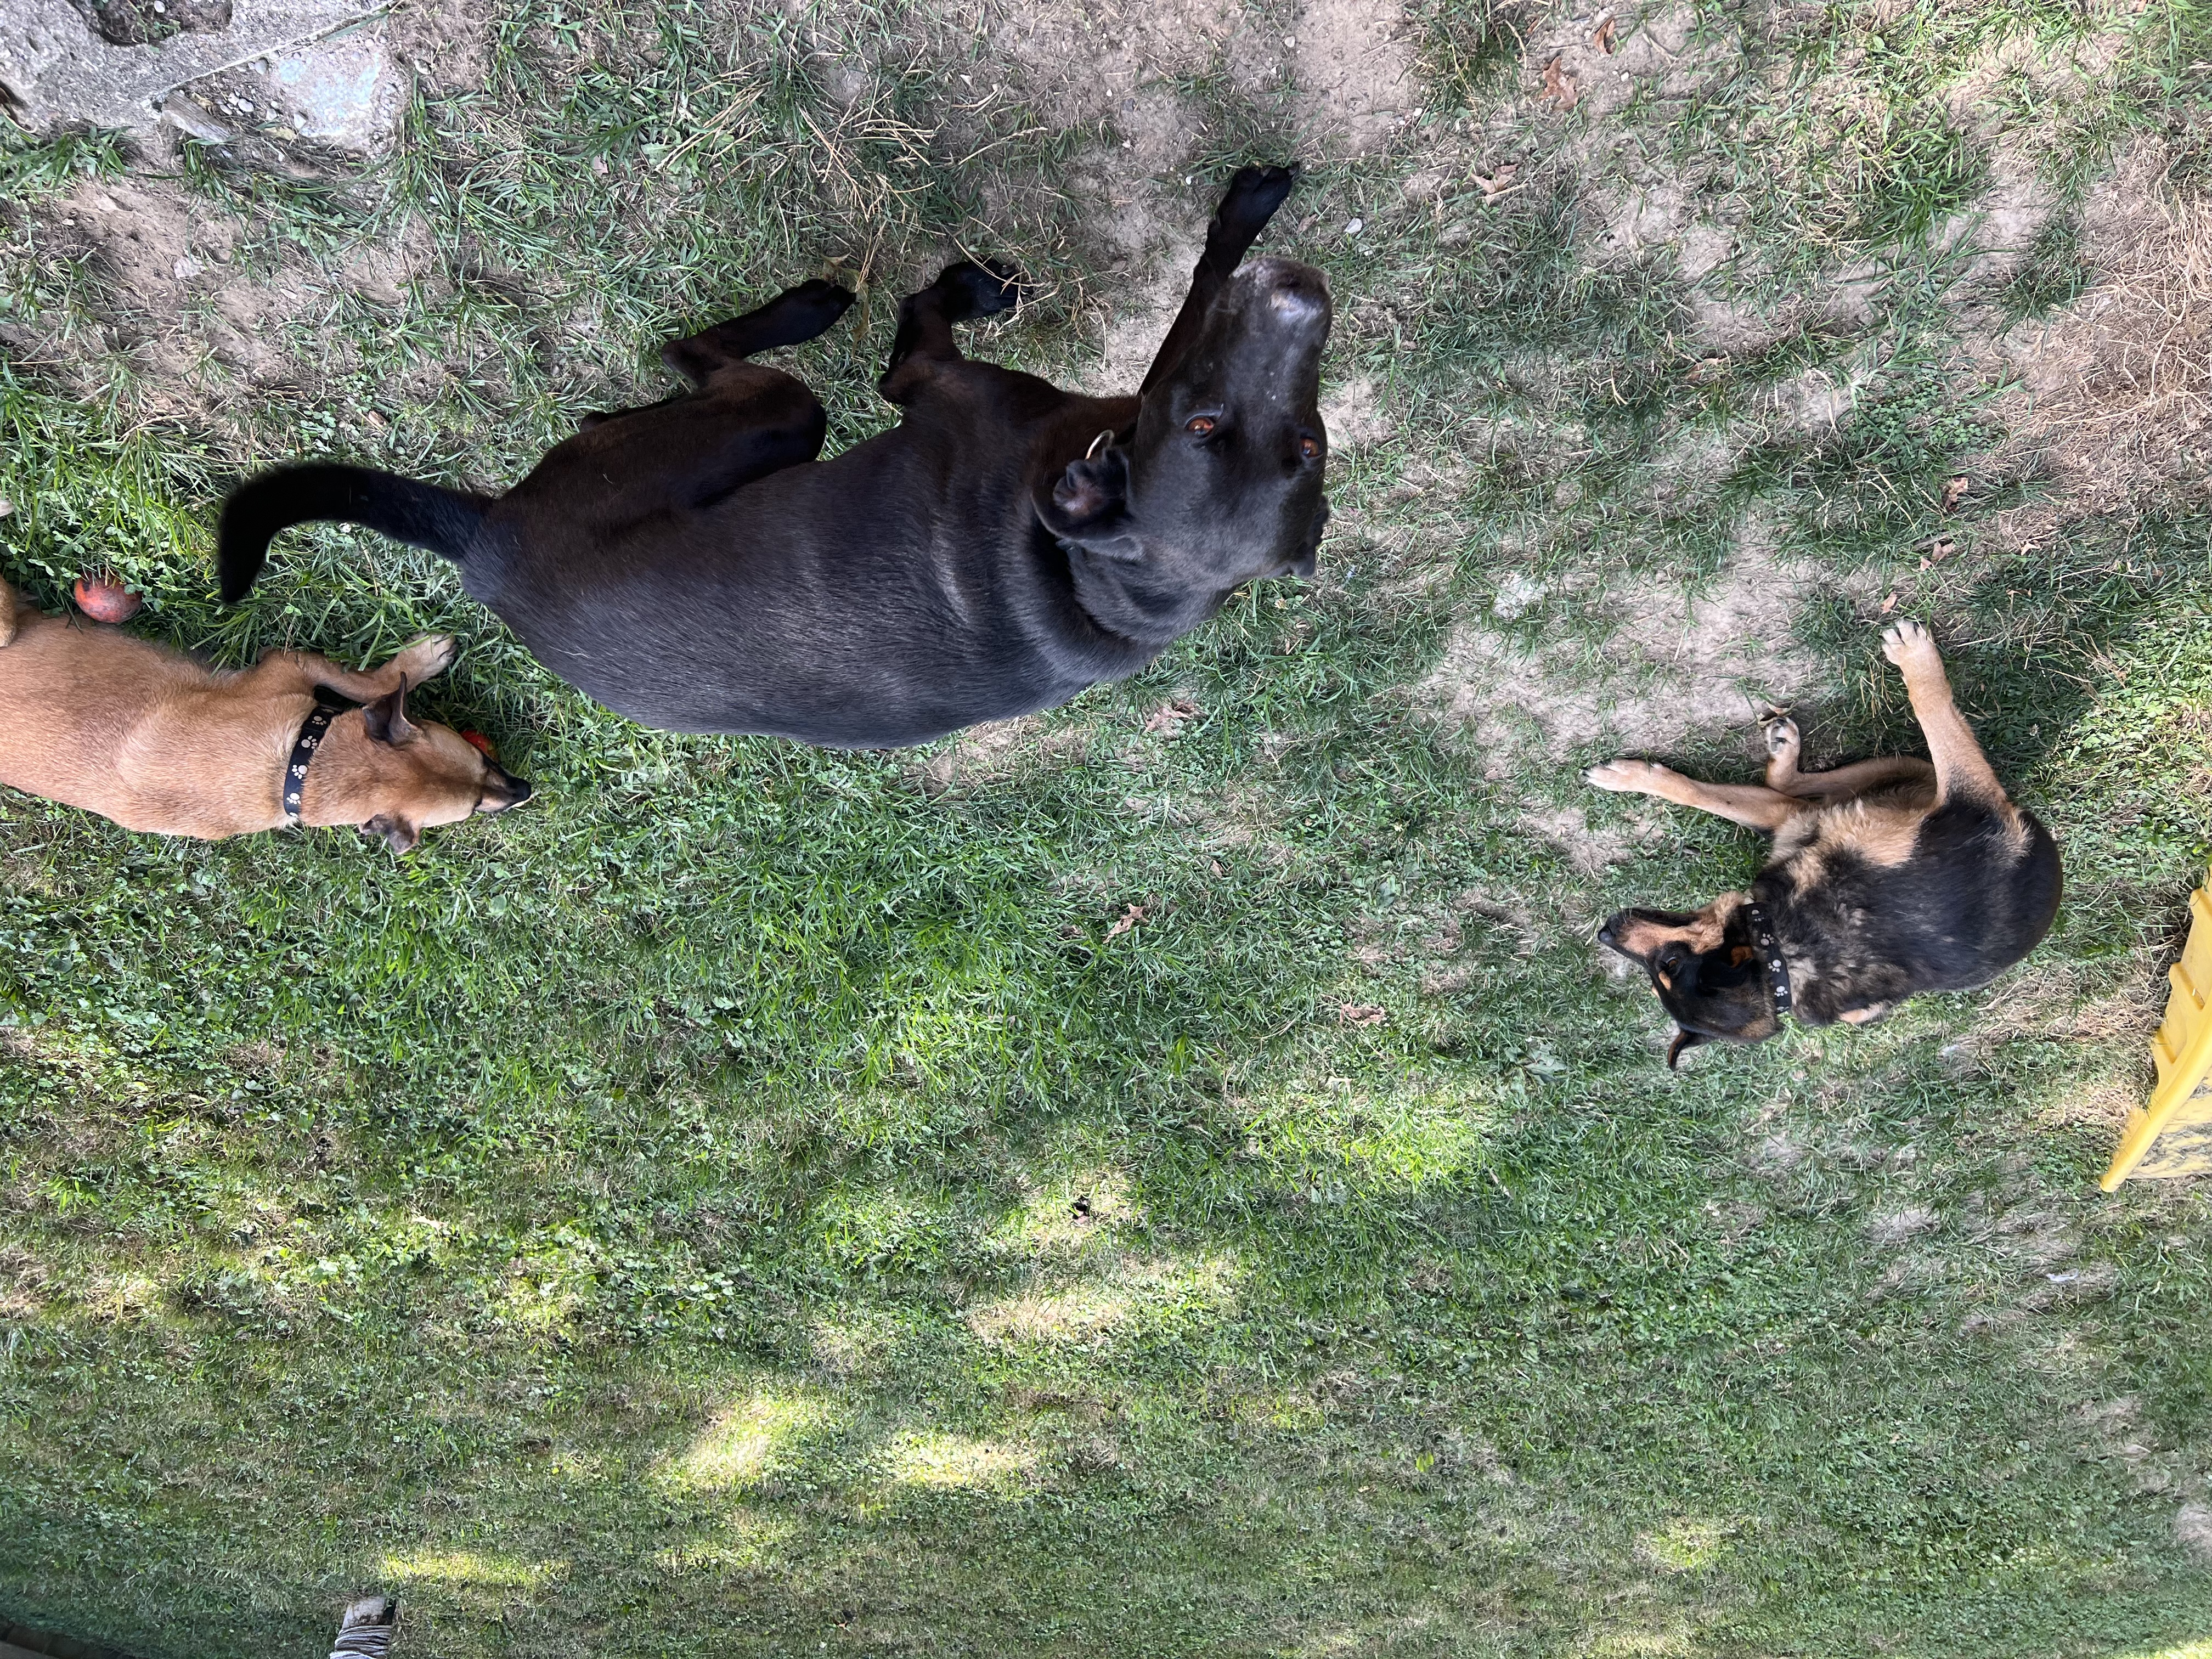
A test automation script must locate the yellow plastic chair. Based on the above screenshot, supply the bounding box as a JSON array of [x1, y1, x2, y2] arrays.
[[2104, 863, 2212, 1188]]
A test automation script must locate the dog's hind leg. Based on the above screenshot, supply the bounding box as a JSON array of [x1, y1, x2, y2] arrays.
[[1762, 714, 1934, 801], [663, 279, 856, 386], [1587, 758, 1802, 831], [879, 261, 1026, 402], [1881, 619, 2007, 805]]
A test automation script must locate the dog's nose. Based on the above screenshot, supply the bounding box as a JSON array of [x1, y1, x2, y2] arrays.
[[505, 776, 534, 805], [1597, 926, 1616, 949]]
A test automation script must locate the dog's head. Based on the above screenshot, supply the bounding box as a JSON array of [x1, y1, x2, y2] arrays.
[[1040, 256, 1333, 588], [331, 681, 534, 853], [1598, 895, 1781, 1065]]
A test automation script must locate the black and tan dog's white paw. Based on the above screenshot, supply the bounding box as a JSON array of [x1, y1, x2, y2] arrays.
[[1880, 617, 1937, 670], [1763, 713, 1800, 764], [1586, 758, 1666, 793]]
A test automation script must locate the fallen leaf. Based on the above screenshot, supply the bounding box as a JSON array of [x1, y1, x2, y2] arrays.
[[1592, 14, 1617, 52], [1106, 903, 1147, 940], [1339, 1003, 1387, 1027], [1472, 162, 1520, 200], [1144, 697, 1200, 735], [1879, 592, 1898, 614], [1540, 55, 1578, 109], [1942, 475, 1968, 512], [1208, 859, 1224, 877], [1929, 537, 1955, 562]]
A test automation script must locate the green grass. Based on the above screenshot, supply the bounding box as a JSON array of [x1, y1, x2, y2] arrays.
[[4, 0, 2212, 1654]]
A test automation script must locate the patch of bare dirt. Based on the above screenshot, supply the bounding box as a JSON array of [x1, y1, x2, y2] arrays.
[[2075, 1394, 2200, 1497], [1319, 371, 1391, 450], [386, 0, 494, 97], [1419, 522, 1830, 771], [1978, 133, 2212, 547], [1293, 0, 1419, 154], [52, 178, 232, 309], [1865, 1204, 1940, 1248], [910, 715, 1090, 794], [25, 176, 436, 419], [1518, 802, 1654, 873], [1062, 161, 1196, 397], [2178, 1502, 2212, 1562]]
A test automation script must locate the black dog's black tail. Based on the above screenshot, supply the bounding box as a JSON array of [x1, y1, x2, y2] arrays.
[[218, 464, 492, 603]]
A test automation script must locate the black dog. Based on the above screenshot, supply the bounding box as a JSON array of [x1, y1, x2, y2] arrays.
[[219, 168, 1332, 747], [1587, 620, 2061, 1066]]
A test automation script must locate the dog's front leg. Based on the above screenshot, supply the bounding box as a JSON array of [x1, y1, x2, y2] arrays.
[[254, 635, 458, 701], [1881, 620, 2006, 805], [1586, 758, 1801, 831], [879, 261, 1025, 403], [1139, 165, 1296, 396]]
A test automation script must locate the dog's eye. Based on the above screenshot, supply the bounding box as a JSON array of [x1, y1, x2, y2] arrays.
[[1299, 436, 1321, 460], [1186, 415, 1216, 435]]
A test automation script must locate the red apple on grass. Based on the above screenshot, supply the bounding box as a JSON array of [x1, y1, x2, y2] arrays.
[[73, 573, 143, 623]]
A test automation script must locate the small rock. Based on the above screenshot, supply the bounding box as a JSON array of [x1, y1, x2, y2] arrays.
[[268, 30, 401, 151], [160, 92, 232, 141], [1345, 217, 1364, 235]]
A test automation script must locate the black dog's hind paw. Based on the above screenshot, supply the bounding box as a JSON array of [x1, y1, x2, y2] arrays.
[[938, 259, 1026, 320], [1215, 164, 1296, 244]]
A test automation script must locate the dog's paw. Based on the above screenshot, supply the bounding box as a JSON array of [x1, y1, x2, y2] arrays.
[[1763, 714, 1800, 759], [776, 277, 857, 329], [944, 259, 1026, 318], [1586, 758, 1664, 793], [1217, 165, 1296, 239], [1880, 617, 1938, 670], [395, 634, 459, 683]]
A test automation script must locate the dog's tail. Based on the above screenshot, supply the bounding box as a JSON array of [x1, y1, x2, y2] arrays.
[[219, 464, 492, 603]]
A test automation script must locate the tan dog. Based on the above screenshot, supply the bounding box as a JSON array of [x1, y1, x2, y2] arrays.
[[0, 578, 530, 849]]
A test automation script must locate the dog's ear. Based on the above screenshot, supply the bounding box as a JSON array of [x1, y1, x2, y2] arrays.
[[1667, 1029, 1708, 1069], [363, 812, 422, 854], [363, 676, 420, 747], [1036, 448, 1137, 552]]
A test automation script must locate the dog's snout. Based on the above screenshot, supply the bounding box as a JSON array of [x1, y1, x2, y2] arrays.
[[1598, 924, 1617, 950], [486, 767, 533, 809], [1234, 257, 1331, 327], [1268, 266, 1325, 320]]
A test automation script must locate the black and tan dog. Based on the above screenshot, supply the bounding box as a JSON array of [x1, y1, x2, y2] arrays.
[[217, 167, 1331, 747], [1587, 620, 2061, 1065]]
